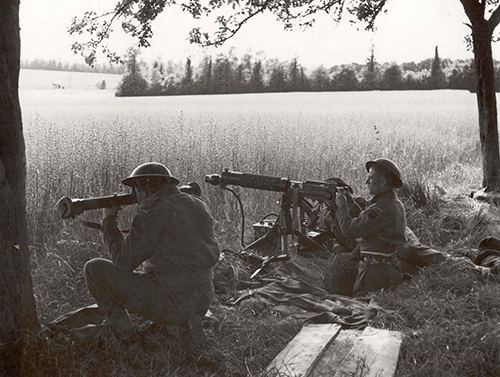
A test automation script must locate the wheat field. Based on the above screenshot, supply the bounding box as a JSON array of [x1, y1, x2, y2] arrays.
[[22, 89, 481, 242]]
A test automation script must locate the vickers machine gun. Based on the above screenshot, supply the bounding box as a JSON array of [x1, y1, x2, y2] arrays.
[[56, 182, 201, 219], [205, 169, 351, 276]]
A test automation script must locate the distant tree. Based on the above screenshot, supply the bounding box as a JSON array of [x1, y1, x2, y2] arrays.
[[163, 75, 179, 94], [448, 62, 475, 91], [310, 66, 330, 91], [249, 60, 264, 93], [403, 73, 418, 90], [234, 53, 252, 93], [268, 64, 287, 92], [213, 55, 234, 93], [116, 48, 148, 96], [401, 61, 418, 72], [299, 66, 310, 91], [381, 64, 403, 90], [429, 46, 446, 89], [149, 59, 165, 94], [181, 57, 194, 94], [403, 71, 429, 90], [362, 45, 378, 90], [198, 56, 213, 94], [234, 63, 246, 93], [288, 58, 299, 91], [332, 67, 359, 91]]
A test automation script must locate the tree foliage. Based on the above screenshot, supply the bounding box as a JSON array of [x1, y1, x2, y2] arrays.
[[430, 45, 446, 89], [69, 0, 388, 66], [112, 48, 491, 96], [116, 47, 149, 96]]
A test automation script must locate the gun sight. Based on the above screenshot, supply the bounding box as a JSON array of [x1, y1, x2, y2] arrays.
[[205, 174, 222, 186]]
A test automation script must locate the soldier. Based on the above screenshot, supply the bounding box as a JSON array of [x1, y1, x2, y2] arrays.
[[328, 158, 407, 295], [83, 162, 220, 344]]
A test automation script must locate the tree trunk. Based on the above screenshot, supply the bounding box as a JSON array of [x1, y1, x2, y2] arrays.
[[0, 0, 39, 346], [472, 20, 500, 189]]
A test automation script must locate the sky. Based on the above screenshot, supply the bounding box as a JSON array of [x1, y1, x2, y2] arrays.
[[20, 0, 486, 70]]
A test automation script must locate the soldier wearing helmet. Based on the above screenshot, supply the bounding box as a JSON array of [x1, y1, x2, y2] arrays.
[[83, 162, 220, 345], [330, 158, 407, 295]]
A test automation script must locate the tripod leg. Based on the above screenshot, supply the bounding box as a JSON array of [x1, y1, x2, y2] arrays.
[[242, 225, 277, 251], [279, 194, 294, 255]]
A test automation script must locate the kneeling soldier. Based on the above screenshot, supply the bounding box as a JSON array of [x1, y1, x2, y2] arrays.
[[84, 162, 220, 344], [333, 158, 406, 295]]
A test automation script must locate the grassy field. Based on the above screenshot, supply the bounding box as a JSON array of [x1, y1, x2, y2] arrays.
[[17, 86, 500, 376], [20, 69, 122, 90]]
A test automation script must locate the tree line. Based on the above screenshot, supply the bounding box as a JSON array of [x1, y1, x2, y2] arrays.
[[116, 46, 493, 97], [21, 58, 125, 74]]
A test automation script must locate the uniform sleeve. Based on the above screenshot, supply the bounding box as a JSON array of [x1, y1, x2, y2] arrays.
[[102, 210, 158, 272], [102, 216, 124, 258], [335, 202, 388, 239]]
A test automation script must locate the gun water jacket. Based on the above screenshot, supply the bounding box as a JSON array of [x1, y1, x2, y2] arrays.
[[94, 184, 220, 323]]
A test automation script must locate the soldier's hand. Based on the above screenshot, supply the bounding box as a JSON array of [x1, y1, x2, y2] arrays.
[[103, 206, 121, 220], [335, 188, 348, 208]]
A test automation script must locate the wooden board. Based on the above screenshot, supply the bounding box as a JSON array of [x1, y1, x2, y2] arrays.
[[309, 330, 364, 377], [311, 326, 403, 377], [266, 323, 341, 377]]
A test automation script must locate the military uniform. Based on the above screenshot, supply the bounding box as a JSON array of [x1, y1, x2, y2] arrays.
[[84, 184, 220, 328], [335, 190, 407, 294]]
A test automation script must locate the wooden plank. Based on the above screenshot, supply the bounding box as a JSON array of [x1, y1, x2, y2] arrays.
[[266, 323, 341, 377], [309, 330, 364, 377], [311, 326, 403, 377]]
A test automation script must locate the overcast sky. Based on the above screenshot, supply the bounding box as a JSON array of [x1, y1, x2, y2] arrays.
[[20, 0, 486, 69]]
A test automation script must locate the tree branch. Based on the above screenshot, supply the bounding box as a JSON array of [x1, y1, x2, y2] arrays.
[[198, 0, 271, 46], [488, 5, 500, 30], [460, 0, 485, 22]]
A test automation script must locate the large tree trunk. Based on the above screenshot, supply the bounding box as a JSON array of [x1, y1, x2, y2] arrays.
[[0, 0, 39, 348], [471, 20, 500, 189]]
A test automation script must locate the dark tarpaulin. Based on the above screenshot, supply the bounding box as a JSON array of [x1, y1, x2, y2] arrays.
[[231, 264, 386, 327]]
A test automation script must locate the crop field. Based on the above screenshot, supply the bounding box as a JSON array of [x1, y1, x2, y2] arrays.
[[22, 89, 481, 240], [18, 85, 500, 376]]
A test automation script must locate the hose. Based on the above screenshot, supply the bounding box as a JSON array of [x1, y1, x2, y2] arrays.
[[260, 213, 279, 222], [223, 187, 247, 248], [223, 189, 280, 249]]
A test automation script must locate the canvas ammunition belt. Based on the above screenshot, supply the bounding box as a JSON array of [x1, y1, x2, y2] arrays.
[[360, 250, 399, 265]]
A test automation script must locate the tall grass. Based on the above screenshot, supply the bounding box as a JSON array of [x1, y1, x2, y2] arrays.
[[24, 91, 481, 245]]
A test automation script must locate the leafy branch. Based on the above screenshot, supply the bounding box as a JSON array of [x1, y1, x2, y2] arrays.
[[69, 0, 388, 65]]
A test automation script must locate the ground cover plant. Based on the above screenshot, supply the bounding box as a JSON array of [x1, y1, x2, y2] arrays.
[[14, 88, 500, 376]]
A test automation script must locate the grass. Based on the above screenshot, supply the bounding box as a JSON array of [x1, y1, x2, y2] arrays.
[[12, 89, 500, 376], [373, 261, 500, 377]]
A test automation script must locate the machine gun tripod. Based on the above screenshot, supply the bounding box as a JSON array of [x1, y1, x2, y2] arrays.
[[205, 170, 351, 275]]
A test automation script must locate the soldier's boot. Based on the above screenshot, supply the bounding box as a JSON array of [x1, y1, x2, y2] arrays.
[[107, 309, 135, 340], [188, 315, 206, 351], [178, 315, 206, 356]]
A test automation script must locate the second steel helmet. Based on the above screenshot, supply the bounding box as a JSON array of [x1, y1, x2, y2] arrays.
[[122, 162, 179, 187], [365, 158, 403, 188]]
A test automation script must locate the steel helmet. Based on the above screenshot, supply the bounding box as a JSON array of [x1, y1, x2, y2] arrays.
[[365, 158, 403, 188], [122, 162, 179, 187]]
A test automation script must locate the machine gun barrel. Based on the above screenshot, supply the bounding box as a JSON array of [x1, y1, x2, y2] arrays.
[[56, 182, 201, 219], [205, 169, 339, 202], [205, 169, 289, 192]]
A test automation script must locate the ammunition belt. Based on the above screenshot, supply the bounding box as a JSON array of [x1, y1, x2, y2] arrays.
[[360, 250, 398, 265]]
